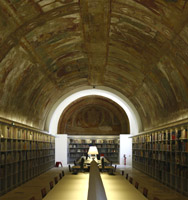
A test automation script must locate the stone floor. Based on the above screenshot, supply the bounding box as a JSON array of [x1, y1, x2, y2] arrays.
[[1, 165, 188, 200], [116, 165, 188, 200]]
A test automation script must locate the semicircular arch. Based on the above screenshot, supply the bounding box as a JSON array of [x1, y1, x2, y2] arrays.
[[45, 86, 142, 135]]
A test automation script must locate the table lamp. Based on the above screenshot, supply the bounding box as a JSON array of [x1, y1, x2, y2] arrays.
[[88, 146, 99, 160]]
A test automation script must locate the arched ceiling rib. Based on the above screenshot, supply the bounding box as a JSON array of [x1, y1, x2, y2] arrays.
[[0, 0, 188, 131]]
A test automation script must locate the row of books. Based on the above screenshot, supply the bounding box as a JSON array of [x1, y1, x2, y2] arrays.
[[133, 142, 188, 152], [0, 161, 55, 179], [133, 154, 188, 166], [133, 128, 188, 143], [0, 126, 54, 142], [69, 139, 119, 144], [1, 141, 55, 151], [134, 151, 188, 164], [69, 144, 118, 148], [0, 150, 55, 164]]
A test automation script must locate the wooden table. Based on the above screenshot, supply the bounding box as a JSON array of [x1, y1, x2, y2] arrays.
[[43, 172, 147, 200], [43, 173, 89, 200], [101, 173, 147, 200]]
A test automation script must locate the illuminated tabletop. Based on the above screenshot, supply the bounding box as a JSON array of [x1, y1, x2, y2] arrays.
[[43, 173, 89, 200], [44, 172, 146, 200], [101, 173, 147, 200]]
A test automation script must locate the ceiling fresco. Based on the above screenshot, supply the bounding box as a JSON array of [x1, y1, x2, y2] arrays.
[[0, 0, 188, 131], [58, 96, 130, 135]]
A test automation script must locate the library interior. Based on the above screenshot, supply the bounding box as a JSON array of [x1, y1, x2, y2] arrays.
[[0, 0, 188, 200]]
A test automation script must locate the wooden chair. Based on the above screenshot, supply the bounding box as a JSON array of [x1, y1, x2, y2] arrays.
[[72, 158, 88, 174], [29, 197, 35, 200], [55, 161, 62, 167], [54, 176, 58, 184], [97, 154, 100, 160], [68, 164, 72, 172], [143, 187, 148, 197], [99, 158, 115, 174], [41, 188, 47, 198], [49, 181, 53, 190], [71, 165, 80, 174], [125, 173, 128, 179], [59, 173, 62, 179], [129, 177, 133, 184], [135, 181, 139, 189], [153, 197, 160, 200], [114, 165, 117, 172]]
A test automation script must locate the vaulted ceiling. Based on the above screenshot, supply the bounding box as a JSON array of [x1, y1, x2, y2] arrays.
[[0, 0, 188, 132]]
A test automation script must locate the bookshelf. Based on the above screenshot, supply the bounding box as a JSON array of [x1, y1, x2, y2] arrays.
[[132, 125, 188, 196], [68, 136, 119, 164], [0, 122, 55, 196]]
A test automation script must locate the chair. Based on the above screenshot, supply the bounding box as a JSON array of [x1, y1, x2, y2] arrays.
[[99, 158, 105, 172], [41, 188, 47, 198], [72, 159, 82, 174], [153, 197, 160, 200], [49, 181, 53, 190], [114, 165, 117, 172], [143, 187, 148, 197], [129, 177, 133, 184], [62, 170, 65, 176], [29, 197, 35, 200], [80, 157, 85, 171], [125, 173, 128, 179], [68, 164, 72, 172], [55, 161, 62, 167], [54, 176, 58, 184], [71, 165, 80, 174], [59, 173, 62, 179], [135, 181, 139, 189], [72, 158, 88, 174], [99, 158, 115, 174]]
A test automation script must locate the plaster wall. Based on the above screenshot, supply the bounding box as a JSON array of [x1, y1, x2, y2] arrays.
[[55, 134, 132, 166], [55, 134, 67, 165], [120, 134, 132, 166]]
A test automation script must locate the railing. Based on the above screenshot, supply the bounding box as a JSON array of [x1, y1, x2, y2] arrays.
[[87, 160, 107, 200]]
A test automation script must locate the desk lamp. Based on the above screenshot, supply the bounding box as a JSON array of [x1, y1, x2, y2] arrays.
[[88, 146, 99, 160]]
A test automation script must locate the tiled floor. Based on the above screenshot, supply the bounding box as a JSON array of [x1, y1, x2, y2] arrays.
[[1, 165, 188, 200]]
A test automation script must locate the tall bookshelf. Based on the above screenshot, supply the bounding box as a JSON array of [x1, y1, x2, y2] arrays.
[[0, 122, 55, 196], [132, 125, 188, 196], [68, 136, 119, 164]]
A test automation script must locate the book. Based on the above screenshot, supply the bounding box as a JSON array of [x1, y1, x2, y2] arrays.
[[181, 128, 187, 139], [171, 131, 176, 140]]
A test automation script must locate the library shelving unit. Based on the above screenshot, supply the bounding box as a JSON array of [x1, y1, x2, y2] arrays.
[[132, 125, 188, 196], [68, 136, 119, 164], [0, 121, 55, 196]]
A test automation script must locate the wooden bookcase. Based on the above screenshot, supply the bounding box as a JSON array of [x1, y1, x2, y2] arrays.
[[132, 125, 188, 196], [68, 136, 119, 164], [0, 122, 55, 196]]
